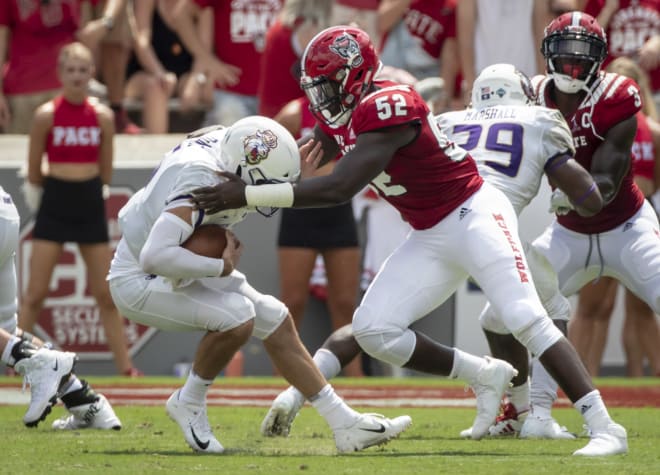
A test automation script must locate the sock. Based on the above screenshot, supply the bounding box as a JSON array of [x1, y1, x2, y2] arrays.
[[60, 375, 84, 396], [9, 338, 38, 365], [529, 358, 558, 419], [449, 348, 486, 383], [314, 348, 342, 380], [310, 384, 360, 430], [60, 379, 98, 408], [287, 348, 342, 407], [507, 379, 530, 414], [575, 390, 612, 432], [1, 335, 21, 366], [179, 370, 214, 406]]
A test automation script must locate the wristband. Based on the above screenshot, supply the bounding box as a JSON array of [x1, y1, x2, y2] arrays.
[[244, 183, 294, 208]]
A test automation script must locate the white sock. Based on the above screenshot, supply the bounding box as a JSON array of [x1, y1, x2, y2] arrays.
[[529, 358, 557, 419], [179, 370, 214, 406], [575, 390, 612, 432], [287, 348, 342, 407], [1, 335, 20, 366], [449, 348, 486, 384], [314, 348, 342, 380], [60, 375, 84, 396], [507, 379, 530, 413], [310, 384, 360, 430]]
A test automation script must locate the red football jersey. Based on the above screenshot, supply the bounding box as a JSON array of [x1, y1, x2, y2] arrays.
[[535, 72, 645, 233], [318, 80, 483, 230], [631, 111, 656, 182], [583, 0, 660, 93], [46, 96, 101, 164]]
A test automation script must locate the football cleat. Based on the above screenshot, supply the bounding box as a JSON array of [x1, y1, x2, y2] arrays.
[[519, 414, 576, 440], [166, 389, 224, 453], [52, 394, 122, 430], [260, 388, 304, 437], [573, 423, 628, 456], [14, 347, 77, 427], [469, 357, 518, 440], [460, 402, 528, 438], [333, 413, 412, 453]]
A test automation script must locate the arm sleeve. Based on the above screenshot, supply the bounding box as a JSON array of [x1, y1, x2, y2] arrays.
[[139, 211, 224, 279]]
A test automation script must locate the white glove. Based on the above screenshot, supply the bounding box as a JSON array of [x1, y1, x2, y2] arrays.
[[549, 188, 573, 215], [102, 184, 110, 200], [21, 181, 43, 213]]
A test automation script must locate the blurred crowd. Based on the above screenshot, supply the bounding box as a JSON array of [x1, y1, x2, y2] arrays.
[[1, 0, 659, 377]]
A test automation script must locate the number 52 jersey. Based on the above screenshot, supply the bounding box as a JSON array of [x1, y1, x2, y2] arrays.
[[317, 80, 483, 231], [437, 105, 575, 216]]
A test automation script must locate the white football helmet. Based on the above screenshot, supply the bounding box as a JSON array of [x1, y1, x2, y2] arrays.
[[471, 63, 536, 109], [221, 116, 301, 216]]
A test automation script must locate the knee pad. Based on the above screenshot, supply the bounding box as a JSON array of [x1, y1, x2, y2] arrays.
[[252, 294, 288, 340], [478, 302, 509, 334], [513, 315, 563, 357], [352, 305, 415, 367]]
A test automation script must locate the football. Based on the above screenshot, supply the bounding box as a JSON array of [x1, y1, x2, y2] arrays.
[[181, 224, 228, 258]]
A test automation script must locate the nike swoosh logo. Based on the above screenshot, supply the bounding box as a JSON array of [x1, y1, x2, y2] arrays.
[[360, 423, 386, 433], [191, 427, 210, 450]]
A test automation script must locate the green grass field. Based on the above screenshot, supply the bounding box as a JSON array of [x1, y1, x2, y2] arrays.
[[2, 376, 659, 475]]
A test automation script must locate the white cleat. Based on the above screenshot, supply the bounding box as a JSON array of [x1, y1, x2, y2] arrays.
[[260, 388, 303, 437], [166, 389, 224, 454], [573, 423, 628, 456], [469, 357, 518, 440], [460, 402, 527, 438], [519, 414, 576, 440], [14, 347, 77, 427], [52, 394, 122, 430], [334, 413, 412, 453]]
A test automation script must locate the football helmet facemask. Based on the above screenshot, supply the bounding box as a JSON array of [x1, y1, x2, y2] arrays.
[[300, 25, 380, 128], [541, 11, 607, 94], [471, 63, 535, 109], [221, 116, 301, 216]]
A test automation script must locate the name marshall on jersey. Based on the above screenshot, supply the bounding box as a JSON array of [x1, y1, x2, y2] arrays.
[[52, 126, 101, 146], [463, 107, 519, 121]]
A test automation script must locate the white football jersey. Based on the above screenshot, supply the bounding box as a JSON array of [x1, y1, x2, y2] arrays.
[[117, 128, 253, 263], [437, 105, 574, 215]]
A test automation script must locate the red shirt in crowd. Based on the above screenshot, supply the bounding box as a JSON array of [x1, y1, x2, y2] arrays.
[[193, 0, 282, 96], [257, 17, 303, 118], [0, 0, 84, 95], [583, 0, 660, 93]]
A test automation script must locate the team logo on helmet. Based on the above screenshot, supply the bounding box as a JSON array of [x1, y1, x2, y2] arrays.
[[243, 129, 278, 165], [329, 33, 364, 68]]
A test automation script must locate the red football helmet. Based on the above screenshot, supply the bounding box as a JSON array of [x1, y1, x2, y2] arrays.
[[300, 26, 380, 128], [541, 11, 607, 93]]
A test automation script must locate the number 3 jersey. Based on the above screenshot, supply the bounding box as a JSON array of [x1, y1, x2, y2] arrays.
[[437, 105, 575, 216], [534, 72, 644, 233], [317, 80, 483, 230]]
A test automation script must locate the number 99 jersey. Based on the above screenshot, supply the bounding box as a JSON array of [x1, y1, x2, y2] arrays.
[[317, 79, 483, 230], [437, 105, 575, 216]]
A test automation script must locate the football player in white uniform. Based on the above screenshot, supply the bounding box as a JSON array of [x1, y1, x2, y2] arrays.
[[256, 63, 628, 456], [108, 116, 411, 454], [0, 186, 121, 431]]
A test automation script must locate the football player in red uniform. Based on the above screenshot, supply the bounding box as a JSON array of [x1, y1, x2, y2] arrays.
[[492, 11, 660, 445], [192, 25, 627, 455]]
